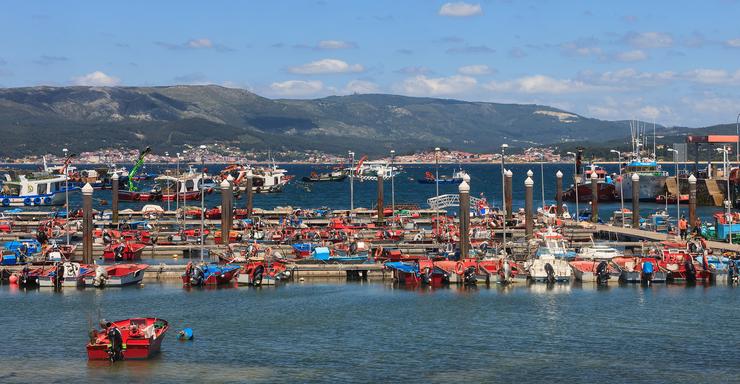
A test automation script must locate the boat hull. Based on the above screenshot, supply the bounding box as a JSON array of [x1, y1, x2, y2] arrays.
[[616, 175, 668, 202], [0, 192, 66, 207]]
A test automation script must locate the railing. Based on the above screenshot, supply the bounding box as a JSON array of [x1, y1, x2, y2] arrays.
[[427, 194, 484, 210]]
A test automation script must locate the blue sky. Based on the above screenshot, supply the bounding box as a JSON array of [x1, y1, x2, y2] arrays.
[[1, 0, 740, 126]]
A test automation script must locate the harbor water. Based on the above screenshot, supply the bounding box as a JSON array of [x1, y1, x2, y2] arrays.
[[0, 281, 738, 383], [0, 163, 721, 222]]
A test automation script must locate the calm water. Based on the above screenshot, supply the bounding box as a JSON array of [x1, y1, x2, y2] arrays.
[[0, 281, 738, 383], [0, 163, 721, 222]]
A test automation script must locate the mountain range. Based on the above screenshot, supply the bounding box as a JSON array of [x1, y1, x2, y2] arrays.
[[0, 84, 723, 157]]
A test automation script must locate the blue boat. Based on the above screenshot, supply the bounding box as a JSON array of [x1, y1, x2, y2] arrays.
[[182, 262, 241, 286], [312, 247, 368, 264], [2, 239, 42, 265]]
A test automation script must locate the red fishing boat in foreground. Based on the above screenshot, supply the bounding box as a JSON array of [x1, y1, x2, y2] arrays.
[[87, 318, 169, 361]]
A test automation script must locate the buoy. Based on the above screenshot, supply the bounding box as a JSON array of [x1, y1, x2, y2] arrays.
[[9, 274, 18, 284], [178, 328, 194, 340]]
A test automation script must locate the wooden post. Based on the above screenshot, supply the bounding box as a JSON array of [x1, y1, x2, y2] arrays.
[[111, 173, 119, 226], [504, 169, 513, 221], [689, 174, 697, 230], [376, 174, 384, 226], [82, 183, 94, 264], [591, 172, 599, 223], [556, 170, 563, 217], [525, 176, 534, 239], [459, 179, 470, 260], [631, 173, 640, 229], [245, 170, 254, 219], [220, 178, 233, 244]]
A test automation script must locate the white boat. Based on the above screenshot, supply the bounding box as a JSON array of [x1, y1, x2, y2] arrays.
[[223, 164, 290, 193], [524, 255, 572, 283], [0, 170, 70, 207], [576, 244, 622, 260], [350, 161, 401, 181], [39, 262, 88, 287]]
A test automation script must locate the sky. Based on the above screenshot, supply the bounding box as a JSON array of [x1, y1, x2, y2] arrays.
[[1, 0, 740, 127]]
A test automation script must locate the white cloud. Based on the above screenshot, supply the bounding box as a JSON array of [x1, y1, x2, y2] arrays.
[[344, 80, 379, 94], [439, 2, 482, 17], [614, 49, 647, 62], [187, 38, 213, 48], [591, 68, 675, 86], [317, 40, 356, 49], [624, 31, 673, 48], [560, 38, 602, 57], [458, 64, 492, 76], [270, 80, 324, 96], [485, 75, 599, 94], [395, 75, 477, 96], [725, 38, 740, 48], [73, 71, 121, 86], [288, 59, 364, 74], [683, 68, 740, 84]]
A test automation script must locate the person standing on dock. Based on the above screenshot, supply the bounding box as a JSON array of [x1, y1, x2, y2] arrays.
[[678, 216, 688, 240], [693, 217, 702, 237]]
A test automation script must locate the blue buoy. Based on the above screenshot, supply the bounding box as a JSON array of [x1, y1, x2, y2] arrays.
[[178, 328, 193, 340]]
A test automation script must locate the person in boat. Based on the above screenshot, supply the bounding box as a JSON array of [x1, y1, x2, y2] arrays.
[[678, 216, 688, 240], [37, 227, 48, 245]]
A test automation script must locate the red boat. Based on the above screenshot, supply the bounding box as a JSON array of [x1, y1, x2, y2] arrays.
[[655, 194, 689, 204], [118, 190, 160, 201], [658, 242, 711, 282], [83, 264, 149, 287], [214, 230, 242, 244], [161, 190, 201, 202], [237, 260, 289, 286], [182, 262, 241, 286], [87, 318, 169, 361], [103, 241, 146, 261]]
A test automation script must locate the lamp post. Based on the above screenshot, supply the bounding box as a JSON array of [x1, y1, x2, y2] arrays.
[[717, 146, 732, 244], [667, 148, 680, 221], [176, 152, 181, 228], [610, 149, 624, 223], [435, 147, 441, 198], [62, 148, 70, 245], [390, 149, 396, 217], [501, 144, 508, 246], [199, 144, 207, 261], [540, 154, 545, 210], [567, 151, 579, 221], [348, 151, 355, 211]]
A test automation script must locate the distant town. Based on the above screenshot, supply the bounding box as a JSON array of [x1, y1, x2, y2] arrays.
[[2, 145, 564, 165]]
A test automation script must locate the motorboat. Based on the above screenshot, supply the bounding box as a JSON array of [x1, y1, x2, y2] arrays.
[[83, 264, 148, 287], [0, 170, 70, 207], [569, 260, 619, 283], [576, 244, 622, 260], [87, 318, 169, 361], [611, 256, 666, 284], [237, 260, 291, 286], [38, 262, 90, 287], [417, 169, 468, 184], [182, 262, 240, 286], [103, 241, 146, 261]]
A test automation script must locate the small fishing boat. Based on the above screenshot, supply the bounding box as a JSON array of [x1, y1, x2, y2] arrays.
[[576, 244, 622, 260], [301, 170, 347, 182], [87, 318, 169, 361], [13, 265, 46, 287], [384, 261, 421, 285], [83, 264, 148, 287], [311, 246, 368, 264], [2, 239, 42, 265], [40, 242, 77, 263], [611, 256, 666, 284], [569, 260, 619, 283], [525, 255, 572, 283], [0, 170, 70, 207], [417, 169, 468, 184], [103, 241, 146, 261], [182, 262, 240, 286], [237, 260, 290, 286], [38, 262, 90, 287]]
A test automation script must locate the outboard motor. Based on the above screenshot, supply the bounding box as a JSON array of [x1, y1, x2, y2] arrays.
[[421, 267, 432, 285], [685, 260, 697, 283], [106, 325, 124, 362], [596, 261, 610, 285], [20, 265, 30, 286], [544, 263, 555, 284], [102, 231, 112, 245], [729, 259, 739, 285], [252, 265, 264, 286], [349, 241, 358, 255], [54, 263, 64, 289], [463, 266, 477, 286], [93, 265, 109, 288], [114, 244, 124, 261], [641, 260, 654, 286], [189, 265, 204, 286], [500, 259, 512, 284]]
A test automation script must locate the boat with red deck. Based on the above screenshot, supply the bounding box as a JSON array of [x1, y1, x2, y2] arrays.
[[103, 241, 146, 261], [87, 317, 169, 361], [83, 264, 148, 287]]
